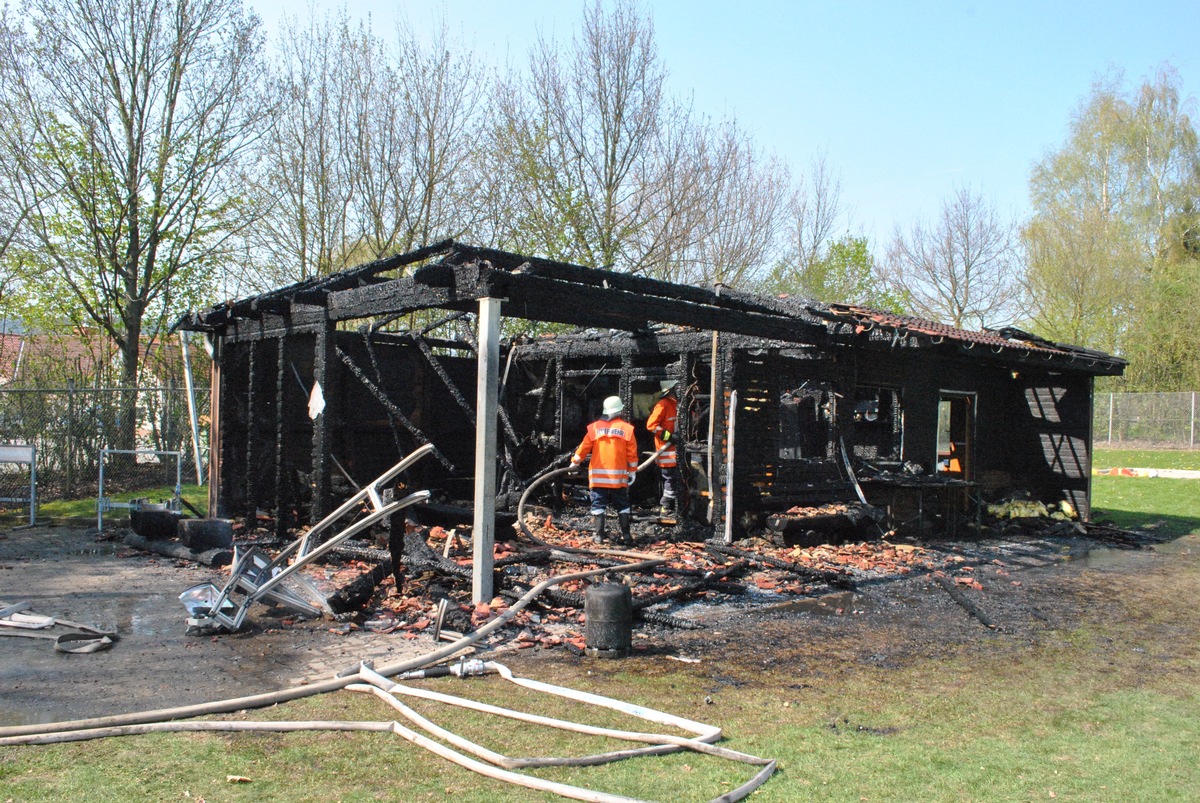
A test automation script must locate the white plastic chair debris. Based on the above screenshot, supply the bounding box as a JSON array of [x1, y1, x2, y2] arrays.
[[181, 444, 434, 631]]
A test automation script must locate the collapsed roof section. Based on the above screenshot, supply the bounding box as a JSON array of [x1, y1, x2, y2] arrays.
[[178, 240, 1125, 378]]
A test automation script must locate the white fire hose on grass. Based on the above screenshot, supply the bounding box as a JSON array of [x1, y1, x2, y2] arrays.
[[0, 552, 776, 802]]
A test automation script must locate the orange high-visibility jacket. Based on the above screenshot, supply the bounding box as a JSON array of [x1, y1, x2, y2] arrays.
[[572, 416, 639, 488], [646, 396, 678, 468]]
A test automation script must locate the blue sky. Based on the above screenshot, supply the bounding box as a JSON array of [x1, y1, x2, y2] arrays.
[[255, 1, 1199, 246]]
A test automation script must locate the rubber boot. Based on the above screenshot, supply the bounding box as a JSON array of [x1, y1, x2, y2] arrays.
[[592, 512, 607, 544], [659, 495, 675, 517], [618, 512, 632, 545]]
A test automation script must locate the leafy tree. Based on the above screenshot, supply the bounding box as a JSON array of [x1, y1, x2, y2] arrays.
[[1024, 66, 1200, 387], [764, 233, 904, 311], [0, 0, 267, 399]]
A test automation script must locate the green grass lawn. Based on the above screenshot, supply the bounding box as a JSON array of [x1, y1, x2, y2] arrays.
[[2, 619, 1198, 802], [1092, 447, 1200, 534], [4, 483, 209, 522], [1093, 446, 1200, 471]]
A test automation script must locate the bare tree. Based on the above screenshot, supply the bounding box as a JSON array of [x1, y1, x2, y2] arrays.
[[663, 119, 790, 287], [761, 152, 857, 299], [885, 186, 1020, 329], [250, 9, 352, 287], [790, 152, 846, 277], [254, 14, 487, 286], [496, 0, 684, 273]]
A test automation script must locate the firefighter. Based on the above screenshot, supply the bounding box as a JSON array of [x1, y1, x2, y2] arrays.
[[647, 379, 680, 516], [570, 395, 638, 545]]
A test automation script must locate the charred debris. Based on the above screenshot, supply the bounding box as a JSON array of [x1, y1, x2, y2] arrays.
[[173, 241, 1129, 641]]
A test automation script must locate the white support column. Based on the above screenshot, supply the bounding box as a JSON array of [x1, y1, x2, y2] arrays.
[[473, 297, 502, 604]]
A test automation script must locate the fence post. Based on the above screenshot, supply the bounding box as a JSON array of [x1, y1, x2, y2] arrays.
[[66, 380, 75, 497], [1191, 392, 1196, 450], [1107, 392, 1114, 444]]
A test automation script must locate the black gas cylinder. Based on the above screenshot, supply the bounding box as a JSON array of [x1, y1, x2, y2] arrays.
[[584, 583, 632, 658]]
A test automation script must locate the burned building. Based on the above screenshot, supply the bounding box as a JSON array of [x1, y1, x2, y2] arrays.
[[178, 241, 1125, 554]]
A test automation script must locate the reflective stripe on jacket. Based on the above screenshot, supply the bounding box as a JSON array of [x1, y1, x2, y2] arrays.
[[572, 417, 639, 488], [647, 396, 678, 468]]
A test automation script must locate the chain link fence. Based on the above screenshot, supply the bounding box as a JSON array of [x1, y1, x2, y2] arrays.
[[1094, 391, 1200, 449], [0, 386, 209, 512]]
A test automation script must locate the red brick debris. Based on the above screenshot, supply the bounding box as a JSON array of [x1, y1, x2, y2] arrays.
[[263, 517, 973, 655]]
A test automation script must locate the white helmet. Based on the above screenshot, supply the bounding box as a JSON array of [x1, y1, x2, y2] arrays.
[[602, 396, 624, 416], [659, 380, 678, 394]]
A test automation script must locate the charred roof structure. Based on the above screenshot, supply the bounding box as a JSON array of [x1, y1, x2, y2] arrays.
[[179, 241, 1125, 598]]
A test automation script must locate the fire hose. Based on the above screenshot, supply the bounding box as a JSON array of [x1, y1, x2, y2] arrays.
[[0, 552, 777, 802], [0, 444, 778, 800], [515, 444, 669, 551]]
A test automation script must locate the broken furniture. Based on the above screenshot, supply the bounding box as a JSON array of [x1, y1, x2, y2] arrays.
[[860, 472, 982, 537], [180, 444, 434, 632]]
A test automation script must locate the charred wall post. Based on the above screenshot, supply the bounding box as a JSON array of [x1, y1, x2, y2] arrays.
[[244, 339, 259, 520], [309, 320, 336, 522], [274, 336, 288, 537], [711, 335, 730, 539]]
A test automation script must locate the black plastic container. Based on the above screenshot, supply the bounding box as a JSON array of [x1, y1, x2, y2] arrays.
[[585, 583, 632, 658]]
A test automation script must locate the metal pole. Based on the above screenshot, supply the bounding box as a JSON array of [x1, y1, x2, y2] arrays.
[[1107, 392, 1114, 444], [180, 332, 205, 484], [473, 297, 502, 604], [97, 449, 106, 532]]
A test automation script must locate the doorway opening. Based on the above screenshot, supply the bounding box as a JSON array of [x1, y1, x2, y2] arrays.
[[936, 393, 974, 479]]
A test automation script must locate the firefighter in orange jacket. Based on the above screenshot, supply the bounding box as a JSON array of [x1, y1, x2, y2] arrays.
[[571, 395, 638, 545], [647, 380, 680, 515]]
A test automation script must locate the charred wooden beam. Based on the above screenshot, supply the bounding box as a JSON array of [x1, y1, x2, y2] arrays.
[[274, 337, 289, 537], [328, 266, 824, 343], [333, 346, 456, 472], [403, 531, 472, 579], [412, 333, 477, 425], [450, 242, 805, 320], [310, 323, 335, 522], [630, 560, 749, 609], [409, 331, 520, 449], [326, 276, 473, 321], [283, 238, 458, 308], [933, 575, 996, 629]]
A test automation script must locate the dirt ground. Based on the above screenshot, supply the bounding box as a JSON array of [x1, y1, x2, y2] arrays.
[[0, 521, 1193, 729]]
